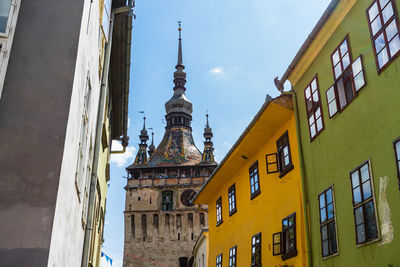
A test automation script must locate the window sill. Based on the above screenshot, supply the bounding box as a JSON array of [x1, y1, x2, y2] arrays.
[[216, 220, 223, 227], [282, 250, 297, 261], [250, 190, 261, 200], [322, 251, 339, 260], [356, 236, 380, 248], [229, 209, 237, 217], [279, 164, 294, 178]]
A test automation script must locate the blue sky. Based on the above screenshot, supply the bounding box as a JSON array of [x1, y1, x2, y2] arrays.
[[102, 0, 331, 266]]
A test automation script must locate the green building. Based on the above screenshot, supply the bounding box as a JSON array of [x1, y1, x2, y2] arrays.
[[275, 0, 400, 265]]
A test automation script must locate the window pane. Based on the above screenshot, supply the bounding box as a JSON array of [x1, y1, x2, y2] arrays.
[[366, 220, 378, 239], [375, 32, 386, 52], [316, 117, 323, 132], [329, 101, 337, 117], [332, 50, 340, 66], [327, 203, 334, 219], [311, 78, 317, 92], [321, 225, 328, 240], [389, 35, 400, 56], [326, 189, 333, 204], [368, 2, 379, 22], [0, 0, 11, 33], [355, 206, 364, 225], [329, 222, 337, 253], [342, 53, 351, 70], [334, 64, 342, 79], [386, 20, 398, 41], [312, 90, 319, 103], [377, 48, 389, 68], [371, 17, 383, 36], [340, 40, 348, 56], [352, 57, 362, 75], [357, 225, 366, 243], [380, 0, 390, 8], [365, 201, 375, 221], [305, 86, 311, 99], [354, 72, 365, 91], [327, 87, 335, 102], [320, 207, 327, 223], [319, 194, 326, 208], [351, 171, 360, 188], [396, 141, 400, 160], [337, 78, 347, 109], [310, 124, 316, 137], [382, 2, 394, 23], [353, 187, 362, 204], [362, 181, 372, 200], [360, 164, 370, 182]]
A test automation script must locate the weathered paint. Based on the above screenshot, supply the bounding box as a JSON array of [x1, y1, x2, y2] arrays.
[[195, 96, 308, 267], [378, 176, 394, 246], [289, 0, 400, 265]]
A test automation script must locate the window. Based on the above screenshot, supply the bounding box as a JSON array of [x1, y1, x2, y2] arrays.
[[272, 232, 282, 256], [161, 191, 173, 211], [327, 37, 366, 117], [276, 131, 294, 177], [282, 213, 297, 260], [318, 187, 338, 258], [0, 0, 20, 100], [216, 197, 223, 226], [229, 246, 237, 267], [304, 76, 324, 140], [394, 138, 400, 189], [350, 161, 378, 245], [249, 161, 260, 199], [251, 233, 261, 267], [228, 184, 237, 215], [216, 254, 222, 267], [367, 0, 400, 71]]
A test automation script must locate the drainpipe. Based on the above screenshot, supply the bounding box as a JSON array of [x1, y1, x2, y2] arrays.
[[81, 6, 131, 267], [286, 88, 313, 267]]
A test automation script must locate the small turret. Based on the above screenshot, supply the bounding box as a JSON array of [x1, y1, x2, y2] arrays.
[[148, 131, 155, 157], [133, 117, 149, 166], [202, 113, 215, 163]]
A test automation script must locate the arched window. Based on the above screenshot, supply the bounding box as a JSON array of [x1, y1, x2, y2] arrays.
[[162, 190, 173, 211]]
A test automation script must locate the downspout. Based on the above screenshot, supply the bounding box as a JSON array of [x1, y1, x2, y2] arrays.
[[81, 6, 131, 267], [287, 88, 312, 267]]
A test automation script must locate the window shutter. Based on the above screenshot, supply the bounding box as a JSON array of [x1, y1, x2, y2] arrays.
[[352, 56, 365, 92], [266, 153, 279, 174], [273, 232, 282, 255], [326, 86, 338, 118]]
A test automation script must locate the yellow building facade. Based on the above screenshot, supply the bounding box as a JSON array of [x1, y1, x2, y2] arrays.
[[194, 95, 308, 267]]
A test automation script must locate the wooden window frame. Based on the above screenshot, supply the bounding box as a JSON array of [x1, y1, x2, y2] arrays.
[[216, 197, 223, 226], [350, 160, 379, 246], [266, 153, 279, 174], [304, 75, 325, 141], [394, 137, 400, 190], [366, 0, 400, 73], [229, 245, 237, 267], [272, 232, 282, 256], [318, 186, 339, 259], [327, 36, 366, 118], [251, 233, 262, 267], [282, 213, 297, 260], [228, 184, 237, 216], [276, 131, 294, 178], [216, 253, 222, 267], [249, 161, 261, 200]]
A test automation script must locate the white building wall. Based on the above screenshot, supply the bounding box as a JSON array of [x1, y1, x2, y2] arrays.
[[47, 0, 103, 265]]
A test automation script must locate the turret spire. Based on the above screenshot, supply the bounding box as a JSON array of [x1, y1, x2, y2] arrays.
[[177, 21, 183, 67], [134, 115, 149, 166], [148, 130, 155, 157], [202, 112, 215, 163]]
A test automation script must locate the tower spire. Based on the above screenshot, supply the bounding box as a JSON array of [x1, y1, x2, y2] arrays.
[[177, 21, 183, 67], [148, 130, 155, 157], [173, 21, 187, 92]]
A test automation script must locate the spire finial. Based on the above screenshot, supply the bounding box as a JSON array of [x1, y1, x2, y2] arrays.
[[177, 21, 183, 67], [206, 110, 209, 127]]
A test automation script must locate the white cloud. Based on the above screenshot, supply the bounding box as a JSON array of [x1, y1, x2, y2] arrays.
[[209, 66, 224, 74], [110, 140, 136, 167]]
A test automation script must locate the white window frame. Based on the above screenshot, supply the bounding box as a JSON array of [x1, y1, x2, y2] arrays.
[[0, 0, 20, 100]]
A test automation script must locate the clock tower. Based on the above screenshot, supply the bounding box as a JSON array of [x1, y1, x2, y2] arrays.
[[123, 24, 218, 267]]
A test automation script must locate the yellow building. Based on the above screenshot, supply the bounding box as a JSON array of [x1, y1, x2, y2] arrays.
[[193, 94, 309, 267]]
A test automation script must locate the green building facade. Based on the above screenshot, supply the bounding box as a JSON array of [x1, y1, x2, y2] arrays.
[[276, 0, 400, 265]]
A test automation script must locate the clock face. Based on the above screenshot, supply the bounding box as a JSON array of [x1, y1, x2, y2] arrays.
[[180, 189, 197, 207]]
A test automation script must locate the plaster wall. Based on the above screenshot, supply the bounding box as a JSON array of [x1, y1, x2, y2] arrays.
[[47, 0, 105, 265], [206, 114, 307, 267], [292, 0, 400, 265], [193, 232, 208, 267], [0, 0, 84, 265]]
